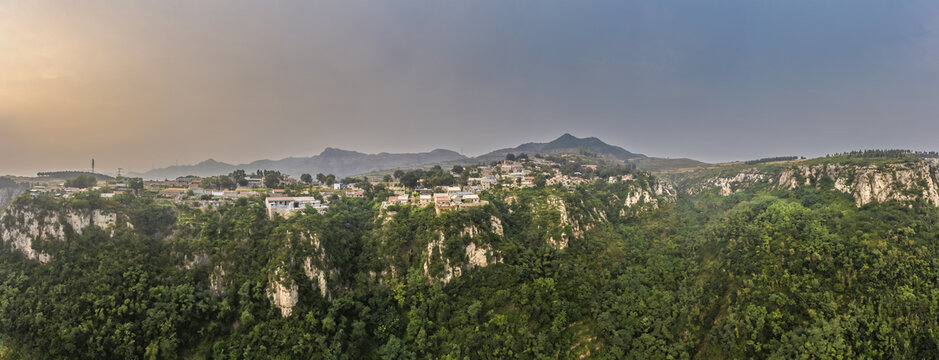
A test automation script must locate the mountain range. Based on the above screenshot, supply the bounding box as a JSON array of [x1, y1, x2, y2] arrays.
[[130, 148, 466, 180], [131, 134, 652, 180]]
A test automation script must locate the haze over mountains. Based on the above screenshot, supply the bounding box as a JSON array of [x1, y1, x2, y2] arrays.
[[130, 148, 467, 180], [131, 134, 651, 180]]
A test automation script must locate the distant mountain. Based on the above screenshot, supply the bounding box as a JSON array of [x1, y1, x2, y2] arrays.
[[133, 134, 651, 180], [130, 159, 236, 180], [132, 148, 466, 180], [476, 133, 646, 162]]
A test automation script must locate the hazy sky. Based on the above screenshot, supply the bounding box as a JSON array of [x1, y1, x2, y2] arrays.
[[2, 1, 939, 176]]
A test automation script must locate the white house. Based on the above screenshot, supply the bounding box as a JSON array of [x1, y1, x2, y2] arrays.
[[265, 197, 328, 218]]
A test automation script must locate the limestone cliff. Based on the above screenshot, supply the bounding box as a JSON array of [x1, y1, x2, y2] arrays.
[[0, 199, 124, 262], [369, 207, 504, 287], [267, 268, 299, 317], [684, 159, 939, 206]]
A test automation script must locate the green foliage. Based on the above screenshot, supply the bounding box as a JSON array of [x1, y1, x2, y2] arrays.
[[264, 172, 283, 189], [64, 175, 97, 188], [128, 177, 144, 195], [745, 156, 800, 165], [3, 170, 939, 358], [202, 175, 237, 190], [398, 166, 455, 189]]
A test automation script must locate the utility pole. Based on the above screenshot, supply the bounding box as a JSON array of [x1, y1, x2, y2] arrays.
[[117, 168, 123, 178], [92, 159, 95, 174]]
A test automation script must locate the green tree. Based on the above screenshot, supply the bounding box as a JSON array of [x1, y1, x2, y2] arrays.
[[128, 177, 144, 195], [264, 172, 282, 188], [229, 169, 248, 186], [65, 174, 97, 188]]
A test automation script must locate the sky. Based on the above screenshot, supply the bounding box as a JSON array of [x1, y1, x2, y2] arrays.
[[2, 1, 939, 176]]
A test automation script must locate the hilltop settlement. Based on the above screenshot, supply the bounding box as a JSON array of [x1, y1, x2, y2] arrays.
[[23, 153, 631, 217]]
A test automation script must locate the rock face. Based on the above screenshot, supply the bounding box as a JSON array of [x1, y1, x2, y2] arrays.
[[266, 232, 336, 317], [688, 160, 939, 206], [621, 178, 676, 209], [267, 269, 299, 317], [545, 196, 572, 249], [422, 228, 501, 284], [0, 203, 122, 262], [302, 233, 331, 299]]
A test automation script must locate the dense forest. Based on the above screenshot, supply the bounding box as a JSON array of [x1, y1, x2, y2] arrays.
[[2, 158, 939, 359]]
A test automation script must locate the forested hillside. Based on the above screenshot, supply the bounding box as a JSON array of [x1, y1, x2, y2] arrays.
[[2, 157, 939, 358]]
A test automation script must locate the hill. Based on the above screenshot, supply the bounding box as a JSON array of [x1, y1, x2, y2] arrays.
[[629, 157, 710, 172], [35, 171, 115, 181], [476, 133, 646, 162], [132, 148, 466, 180]]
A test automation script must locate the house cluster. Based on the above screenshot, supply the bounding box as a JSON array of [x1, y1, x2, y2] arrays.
[[376, 158, 612, 215], [28, 181, 130, 198], [380, 185, 487, 215], [432, 191, 483, 215], [472, 158, 611, 190], [30, 156, 611, 216]]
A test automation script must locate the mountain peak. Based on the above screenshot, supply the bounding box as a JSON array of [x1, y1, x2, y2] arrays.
[[319, 147, 364, 157], [198, 158, 225, 165], [480, 134, 646, 161], [554, 133, 578, 142]]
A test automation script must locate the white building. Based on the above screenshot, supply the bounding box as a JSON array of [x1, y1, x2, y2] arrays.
[[265, 197, 328, 218], [246, 177, 264, 188]]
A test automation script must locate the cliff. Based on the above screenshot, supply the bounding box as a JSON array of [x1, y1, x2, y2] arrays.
[[680, 158, 939, 206], [0, 198, 125, 262]]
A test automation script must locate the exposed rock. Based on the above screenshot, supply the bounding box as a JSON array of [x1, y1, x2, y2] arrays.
[[422, 229, 501, 284], [209, 266, 226, 296], [465, 242, 489, 268], [704, 169, 768, 196], [0, 204, 123, 263], [304, 257, 329, 298], [490, 216, 504, 237], [267, 269, 298, 317], [301, 233, 333, 299], [423, 232, 457, 283], [691, 161, 939, 207], [183, 253, 209, 270], [546, 196, 571, 249]]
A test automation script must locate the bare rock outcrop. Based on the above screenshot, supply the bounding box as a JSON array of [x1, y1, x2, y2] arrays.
[[690, 160, 939, 207], [0, 203, 123, 262], [267, 268, 299, 317]]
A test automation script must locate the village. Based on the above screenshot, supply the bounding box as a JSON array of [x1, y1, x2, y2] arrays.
[[26, 154, 632, 218]]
